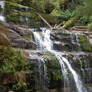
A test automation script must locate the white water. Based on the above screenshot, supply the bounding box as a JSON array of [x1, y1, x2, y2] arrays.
[[33, 28, 49, 92], [62, 56, 87, 92], [0, 0, 5, 21], [75, 33, 81, 51], [33, 28, 88, 92], [37, 58, 48, 92], [33, 28, 53, 50]]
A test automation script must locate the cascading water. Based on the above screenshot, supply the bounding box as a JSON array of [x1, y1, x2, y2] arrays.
[[33, 28, 88, 92], [54, 52, 71, 92], [75, 33, 81, 51], [33, 28, 49, 92], [0, 0, 5, 21], [36, 58, 48, 92]]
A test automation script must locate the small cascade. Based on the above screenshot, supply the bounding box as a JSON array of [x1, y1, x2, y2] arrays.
[[33, 28, 53, 50], [53, 52, 71, 92], [32, 28, 88, 92], [70, 32, 81, 52], [61, 56, 87, 92], [32, 28, 49, 92], [0, 0, 5, 21], [36, 58, 48, 92], [75, 33, 81, 51], [70, 33, 76, 51]]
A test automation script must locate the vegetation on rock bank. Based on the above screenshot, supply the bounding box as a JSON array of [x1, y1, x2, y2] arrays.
[[0, 46, 31, 92]]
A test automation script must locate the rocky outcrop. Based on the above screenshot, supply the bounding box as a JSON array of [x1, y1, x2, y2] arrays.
[[50, 29, 92, 52], [51, 31, 79, 51], [0, 22, 36, 49], [2, 22, 33, 37], [8, 29, 36, 49]]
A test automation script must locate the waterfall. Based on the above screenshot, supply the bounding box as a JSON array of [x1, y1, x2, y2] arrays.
[[33, 28, 88, 92], [75, 33, 81, 51], [0, 0, 5, 21], [32, 28, 49, 92], [61, 56, 87, 92], [36, 58, 49, 92], [53, 52, 71, 92]]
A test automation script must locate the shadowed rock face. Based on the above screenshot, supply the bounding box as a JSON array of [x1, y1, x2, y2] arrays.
[[51, 31, 78, 51]]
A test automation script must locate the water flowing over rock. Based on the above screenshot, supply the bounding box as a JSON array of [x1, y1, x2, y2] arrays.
[[31, 28, 92, 92], [0, 0, 5, 21]]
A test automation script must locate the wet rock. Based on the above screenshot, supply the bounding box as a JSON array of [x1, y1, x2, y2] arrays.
[[62, 52, 92, 84], [12, 38, 36, 49], [53, 41, 72, 51], [51, 31, 79, 51]]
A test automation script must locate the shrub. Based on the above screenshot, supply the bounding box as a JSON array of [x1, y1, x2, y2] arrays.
[[0, 46, 28, 72], [0, 46, 30, 92], [88, 22, 92, 31]]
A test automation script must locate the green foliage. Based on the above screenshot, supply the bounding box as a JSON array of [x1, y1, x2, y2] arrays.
[[88, 22, 92, 31], [13, 82, 27, 92], [5, 0, 92, 27], [51, 8, 62, 17], [43, 51, 63, 88], [0, 46, 28, 73], [77, 0, 92, 16], [75, 16, 90, 26], [0, 46, 31, 92], [79, 35, 92, 52], [63, 17, 78, 28]]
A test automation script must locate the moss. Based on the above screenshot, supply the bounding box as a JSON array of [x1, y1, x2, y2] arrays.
[[43, 51, 63, 88], [30, 34, 34, 41], [79, 35, 92, 52], [6, 1, 27, 9]]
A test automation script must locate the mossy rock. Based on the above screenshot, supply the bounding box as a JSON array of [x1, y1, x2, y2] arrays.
[[43, 51, 63, 88], [79, 35, 92, 52]]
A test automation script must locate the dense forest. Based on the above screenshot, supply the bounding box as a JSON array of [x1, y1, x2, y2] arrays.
[[4, 0, 92, 29], [0, 0, 92, 92]]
